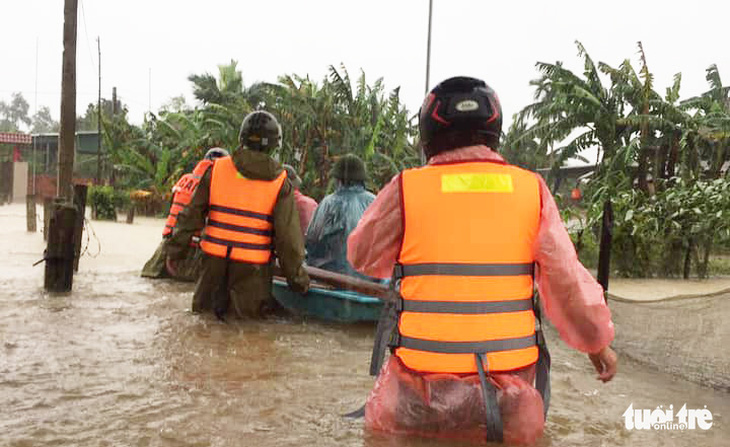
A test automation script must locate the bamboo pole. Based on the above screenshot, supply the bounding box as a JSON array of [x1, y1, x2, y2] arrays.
[[26, 194, 37, 232], [275, 265, 391, 300]]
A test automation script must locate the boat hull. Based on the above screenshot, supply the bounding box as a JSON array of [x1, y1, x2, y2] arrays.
[[272, 279, 384, 322]]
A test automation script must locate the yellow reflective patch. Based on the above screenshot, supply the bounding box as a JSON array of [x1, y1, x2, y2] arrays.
[[441, 173, 514, 193]]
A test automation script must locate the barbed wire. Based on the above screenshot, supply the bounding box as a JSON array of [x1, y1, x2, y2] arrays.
[[80, 216, 102, 258]]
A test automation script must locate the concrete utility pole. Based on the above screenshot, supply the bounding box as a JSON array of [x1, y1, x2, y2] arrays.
[[45, 0, 79, 292], [58, 0, 78, 201]]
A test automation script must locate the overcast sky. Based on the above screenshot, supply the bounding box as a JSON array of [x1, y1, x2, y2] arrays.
[[2, 0, 728, 133]]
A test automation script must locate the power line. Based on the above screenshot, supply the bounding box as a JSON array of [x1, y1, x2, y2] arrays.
[[78, 0, 97, 77]]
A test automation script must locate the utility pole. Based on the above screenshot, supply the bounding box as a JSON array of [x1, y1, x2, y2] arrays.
[[597, 199, 614, 302], [425, 0, 433, 94], [33, 37, 39, 195], [45, 0, 79, 292], [112, 86, 117, 115], [57, 0, 78, 201], [96, 36, 101, 184], [148, 68, 152, 114], [421, 0, 434, 165]]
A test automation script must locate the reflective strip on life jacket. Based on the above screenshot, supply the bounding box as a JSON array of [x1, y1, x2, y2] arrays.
[[401, 297, 533, 314], [199, 156, 286, 264], [395, 161, 541, 374]]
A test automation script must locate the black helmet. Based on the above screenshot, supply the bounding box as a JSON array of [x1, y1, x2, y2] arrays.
[[419, 76, 502, 159], [332, 153, 367, 185], [238, 111, 282, 152], [204, 147, 229, 160]]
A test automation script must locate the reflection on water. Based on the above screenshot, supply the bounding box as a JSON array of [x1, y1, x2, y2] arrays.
[[1, 204, 728, 446]]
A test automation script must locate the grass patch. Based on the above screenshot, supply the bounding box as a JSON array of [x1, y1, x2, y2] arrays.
[[708, 255, 730, 276]]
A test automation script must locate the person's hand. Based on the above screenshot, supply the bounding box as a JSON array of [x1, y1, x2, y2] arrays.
[[165, 256, 178, 277], [588, 346, 617, 383]]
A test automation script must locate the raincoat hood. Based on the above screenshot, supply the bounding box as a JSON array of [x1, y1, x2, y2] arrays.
[[231, 148, 284, 181]]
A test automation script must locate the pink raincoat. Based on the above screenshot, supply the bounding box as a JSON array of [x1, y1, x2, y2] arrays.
[[294, 189, 317, 237], [347, 145, 614, 445]]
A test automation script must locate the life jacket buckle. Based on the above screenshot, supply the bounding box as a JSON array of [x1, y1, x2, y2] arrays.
[[536, 329, 545, 346], [392, 263, 404, 280]]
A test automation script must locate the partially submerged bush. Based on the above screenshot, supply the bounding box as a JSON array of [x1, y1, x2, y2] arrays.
[[88, 185, 117, 220], [572, 177, 730, 278], [88, 185, 132, 221]]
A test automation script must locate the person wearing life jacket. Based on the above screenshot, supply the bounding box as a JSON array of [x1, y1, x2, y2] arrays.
[[347, 77, 617, 445], [141, 147, 229, 280], [165, 111, 310, 319], [282, 164, 318, 237], [162, 147, 229, 240]]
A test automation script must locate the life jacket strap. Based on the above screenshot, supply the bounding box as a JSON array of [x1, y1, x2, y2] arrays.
[[398, 333, 537, 354], [209, 204, 273, 222], [207, 219, 273, 237], [402, 297, 532, 314], [533, 293, 551, 418], [394, 262, 534, 278], [475, 353, 504, 442], [201, 234, 272, 251]]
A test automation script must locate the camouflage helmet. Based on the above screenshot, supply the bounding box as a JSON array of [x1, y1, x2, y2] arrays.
[[238, 111, 282, 152], [203, 147, 229, 160], [332, 153, 367, 184]]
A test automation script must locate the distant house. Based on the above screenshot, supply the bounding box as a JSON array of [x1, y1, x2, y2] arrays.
[[30, 131, 101, 175], [0, 132, 33, 202], [536, 164, 597, 196]]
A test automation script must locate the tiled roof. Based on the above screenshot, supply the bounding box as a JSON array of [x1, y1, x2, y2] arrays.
[[0, 132, 32, 145]]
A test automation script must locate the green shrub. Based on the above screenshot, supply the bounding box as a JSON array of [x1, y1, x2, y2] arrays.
[[579, 178, 730, 278], [112, 189, 131, 212], [88, 185, 118, 220]]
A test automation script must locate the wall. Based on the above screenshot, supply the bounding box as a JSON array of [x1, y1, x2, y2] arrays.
[[12, 162, 28, 202]]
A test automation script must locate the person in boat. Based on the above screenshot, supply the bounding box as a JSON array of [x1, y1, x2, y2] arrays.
[[305, 153, 376, 281], [165, 111, 310, 319], [141, 147, 229, 281], [282, 164, 318, 237], [347, 77, 617, 445]]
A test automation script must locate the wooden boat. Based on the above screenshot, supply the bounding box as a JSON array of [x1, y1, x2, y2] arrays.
[[271, 278, 384, 322]]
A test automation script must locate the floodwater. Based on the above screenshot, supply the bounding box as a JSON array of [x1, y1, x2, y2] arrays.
[[1, 203, 728, 447]]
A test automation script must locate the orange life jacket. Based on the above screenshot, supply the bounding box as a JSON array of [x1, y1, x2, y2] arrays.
[[162, 159, 213, 237], [394, 160, 541, 374], [199, 156, 286, 263]]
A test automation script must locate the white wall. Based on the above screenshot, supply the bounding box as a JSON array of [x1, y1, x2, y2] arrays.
[[12, 162, 28, 202]]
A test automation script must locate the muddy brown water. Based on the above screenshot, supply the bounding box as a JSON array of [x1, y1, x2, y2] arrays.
[[1, 204, 728, 446]]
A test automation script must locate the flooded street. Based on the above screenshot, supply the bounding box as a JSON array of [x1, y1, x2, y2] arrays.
[[1, 203, 728, 446]]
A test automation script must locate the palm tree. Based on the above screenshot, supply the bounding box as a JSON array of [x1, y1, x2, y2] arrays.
[[519, 41, 633, 185], [680, 65, 730, 180], [500, 115, 551, 171], [188, 60, 245, 106]]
